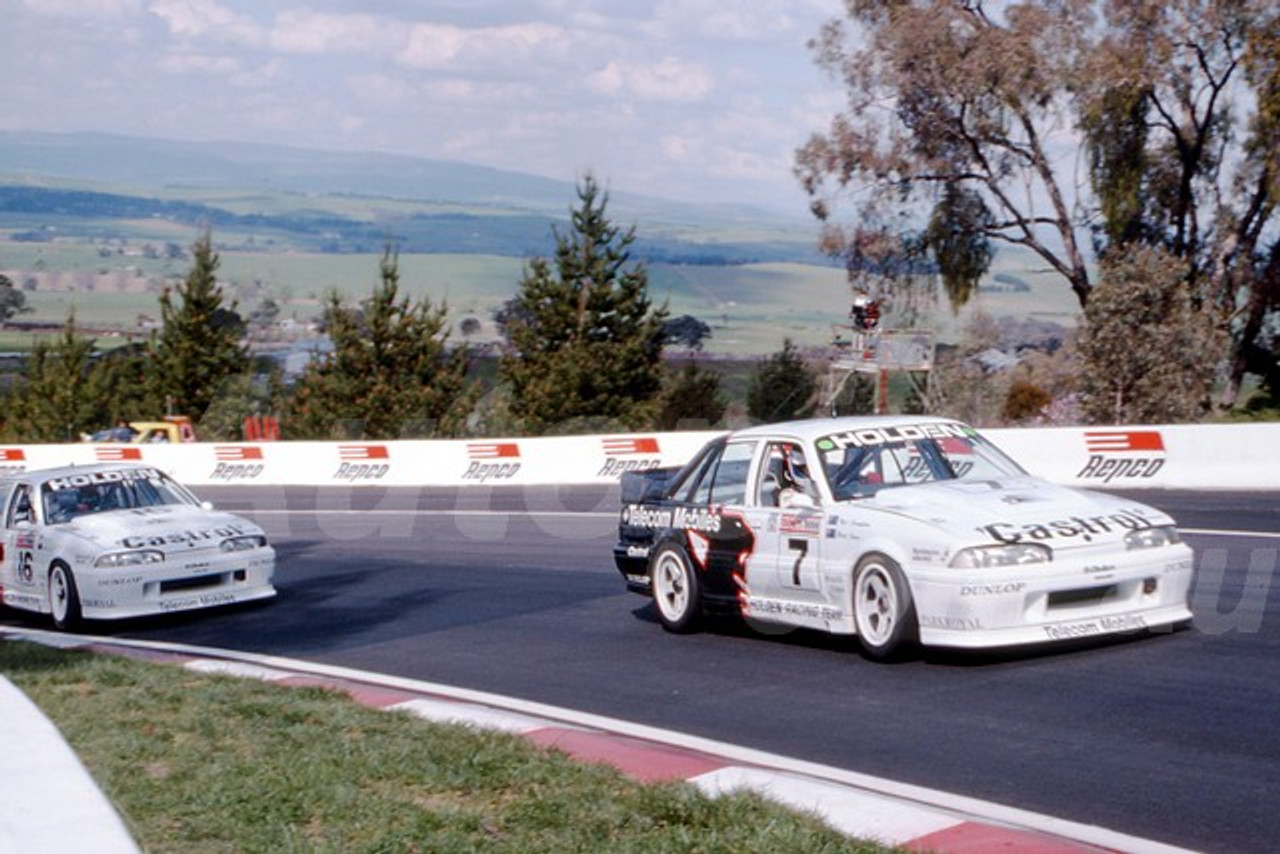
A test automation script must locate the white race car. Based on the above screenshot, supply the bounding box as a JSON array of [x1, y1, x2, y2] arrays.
[[614, 416, 1195, 659], [0, 463, 276, 630]]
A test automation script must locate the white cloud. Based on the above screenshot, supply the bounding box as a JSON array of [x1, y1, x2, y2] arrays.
[[648, 0, 838, 42], [588, 57, 714, 103], [396, 22, 571, 71], [3, 0, 844, 210], [21, 0, 142, 18], [148, 0, 263, 46], [269, 10, 386, 55]]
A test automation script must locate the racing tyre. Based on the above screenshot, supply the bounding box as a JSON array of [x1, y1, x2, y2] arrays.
[[49, 562, 83, 632], [650, 544, 702, 634], [853, 554, 916, 660]]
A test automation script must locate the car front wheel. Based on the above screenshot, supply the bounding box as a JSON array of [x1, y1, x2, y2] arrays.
[[853, 554, 916, 660], [49, 562, 83, 632], [650, 544, 702, 634]]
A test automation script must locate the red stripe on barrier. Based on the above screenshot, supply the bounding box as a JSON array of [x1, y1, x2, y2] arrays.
[[602, 437, 661, 455], [1084, 430, 1165, 453]]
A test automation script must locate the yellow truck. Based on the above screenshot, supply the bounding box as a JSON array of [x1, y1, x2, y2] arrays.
[[83, 416, 197, 444]]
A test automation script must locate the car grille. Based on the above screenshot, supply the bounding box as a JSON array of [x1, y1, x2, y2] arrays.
[[160, 573, 225, 593], [1047, 584, 1119, 609]]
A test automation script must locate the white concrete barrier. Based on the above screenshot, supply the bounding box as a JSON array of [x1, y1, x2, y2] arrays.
[[0, 422, 1275, 490]]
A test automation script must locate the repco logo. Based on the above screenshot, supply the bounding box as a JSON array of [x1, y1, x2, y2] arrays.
[[334, 445, 390, 481], [210, 446, 265, 481], [0, 448, 26, 477], [463, 442, 521, 483], [598, 437, 662, 477], [1076, 431, 1166, 484]]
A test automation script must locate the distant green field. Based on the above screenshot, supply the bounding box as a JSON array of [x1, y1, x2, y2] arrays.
[[1, 237, 1084, 356]]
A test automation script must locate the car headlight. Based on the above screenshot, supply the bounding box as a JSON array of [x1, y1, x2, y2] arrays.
[[221, 534, 267, 552], [96, 549, 164, 568], [950, 543, 1052, 569], [1125, 526, 1182, 550]]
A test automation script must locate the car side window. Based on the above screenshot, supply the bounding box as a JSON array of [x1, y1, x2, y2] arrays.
[[683, 441, 756, 506], [707, 441, 755, 506], [757, 442, 818, 507], [7, 485, 35, 527], [673, 443, 722, 503]]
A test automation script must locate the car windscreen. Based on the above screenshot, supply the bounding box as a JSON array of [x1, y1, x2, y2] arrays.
[[817, 431, 1026, 501], [42, 469, 198, 523]]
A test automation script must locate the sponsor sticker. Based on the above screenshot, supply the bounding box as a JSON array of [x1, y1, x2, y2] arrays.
[[463, 442, 521, 482], [621, 504, 723, 534], [334, 445, 390, 481], [1043, 614, 1147, 640], [1076, 430, 1166, 483], [979, 507, 1156, 544], [47, 468, 165, 491], [598, 437, 662, 477], [780, 513, 820, 536], [817, 421, 974, 451], [211, 446, 265, 481]]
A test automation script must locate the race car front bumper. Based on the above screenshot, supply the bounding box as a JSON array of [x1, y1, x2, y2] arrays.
[[908, 543, 1195, 649], [77, 548, 277, 622]]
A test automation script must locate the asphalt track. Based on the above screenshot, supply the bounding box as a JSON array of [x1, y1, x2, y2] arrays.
[[5, 484, 1277, 853]]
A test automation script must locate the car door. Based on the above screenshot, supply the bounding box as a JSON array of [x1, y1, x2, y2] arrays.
[[749, 440, 825, 608], [2, 482, 41, 606], [677, 440, 758, 594]]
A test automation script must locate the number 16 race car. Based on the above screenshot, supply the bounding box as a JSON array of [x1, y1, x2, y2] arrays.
[[0, 463, 276, 630], [614, 416, 1195, 659]]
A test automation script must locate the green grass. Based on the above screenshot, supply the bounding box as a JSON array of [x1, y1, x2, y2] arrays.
[[2, 641, 890, 853]]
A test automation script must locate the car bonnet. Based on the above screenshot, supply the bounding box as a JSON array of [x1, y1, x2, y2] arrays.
[[62, 504, 263, 553], [861, 476, 1176, 550]]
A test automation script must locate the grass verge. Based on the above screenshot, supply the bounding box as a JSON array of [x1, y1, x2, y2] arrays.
[[2, 641, 892, 853]]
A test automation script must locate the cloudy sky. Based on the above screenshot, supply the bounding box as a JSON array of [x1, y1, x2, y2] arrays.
[[3, 0, 847, 213]]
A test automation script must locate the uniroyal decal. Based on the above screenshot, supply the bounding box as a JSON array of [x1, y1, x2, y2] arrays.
[[96, 446, 143, 461], [598, 436, 662, 477], [334, 445, 390, 481], [210, 446, 265, 482], [1076, 430, 1166, 483], [463, 442, 521, 483]]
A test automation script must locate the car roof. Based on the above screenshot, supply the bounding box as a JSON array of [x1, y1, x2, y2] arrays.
[[0, 463, 157, 487], [729, 415, 968, 444]]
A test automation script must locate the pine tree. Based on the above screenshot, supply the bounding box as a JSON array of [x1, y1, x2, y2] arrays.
[[654, 360, 727, 430], [747, 339, 817, 423], [7, 314, 99, 442], [287, 247, 472, 439], [499, 175, 667, 434], [150, 231, 249, 422]]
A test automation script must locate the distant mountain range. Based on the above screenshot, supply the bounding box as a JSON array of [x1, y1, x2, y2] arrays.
[[0, 131, 827, 263]]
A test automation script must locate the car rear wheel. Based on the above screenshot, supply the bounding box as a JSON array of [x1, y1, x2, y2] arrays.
[[49, 562, 83, 632], [853, 554, 916, 660], [651, 544, 702, 634]]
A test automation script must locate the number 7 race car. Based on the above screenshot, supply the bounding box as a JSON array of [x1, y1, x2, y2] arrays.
[[0, 463, 276, 630], [614, 416, 1195, 659]]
